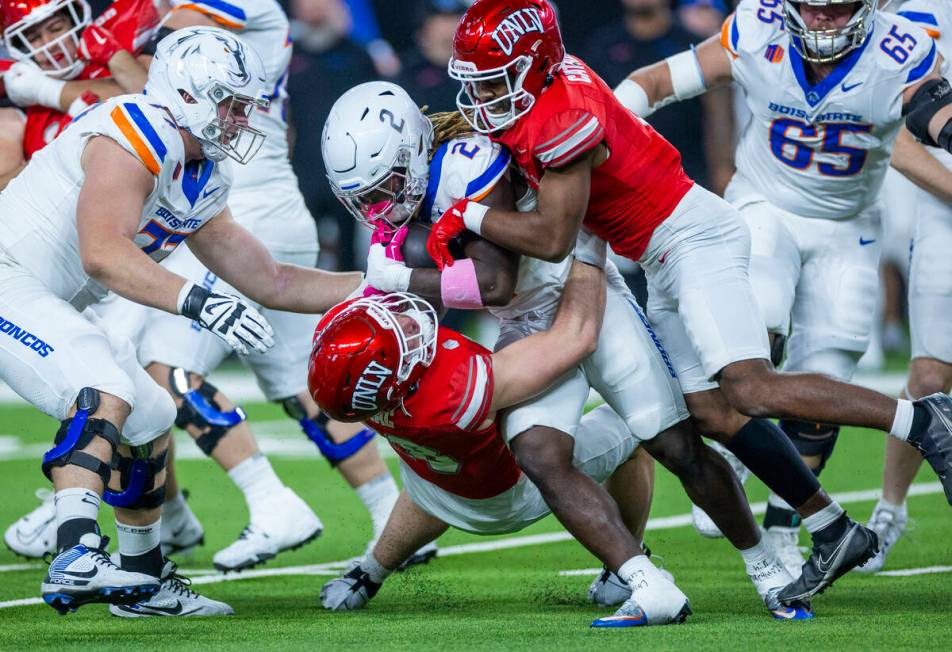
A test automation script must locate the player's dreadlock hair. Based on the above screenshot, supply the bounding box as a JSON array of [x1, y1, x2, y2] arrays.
[[426, 109, 473, 161]]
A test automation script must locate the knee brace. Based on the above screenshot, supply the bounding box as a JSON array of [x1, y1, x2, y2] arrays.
[[42, 387, 120, 486], [103, 444, 168, 509], [281, 396, 375, 466], [169, 368, 246, 456], [780, 419, 840, 475], [770, 333, 787, 368]]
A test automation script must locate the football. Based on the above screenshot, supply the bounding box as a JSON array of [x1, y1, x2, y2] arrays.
[[401, 221, 438, 269]]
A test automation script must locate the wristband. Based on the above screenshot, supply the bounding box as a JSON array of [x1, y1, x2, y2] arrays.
[[462, 201, 489, 235], [614, 79, 652, 117], [177, 283, 207, 319], [36, 75, 66, 110], [440, 258, 483, 309]]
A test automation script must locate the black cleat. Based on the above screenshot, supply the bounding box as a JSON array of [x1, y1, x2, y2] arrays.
[[778, 519, 878, 604], [908, 394, 952, 504]]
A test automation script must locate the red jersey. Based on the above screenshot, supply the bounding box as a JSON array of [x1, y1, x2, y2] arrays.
[[366, 326, 522, 500], [21, 64, 108, 159], [493, 55, 694, 261]]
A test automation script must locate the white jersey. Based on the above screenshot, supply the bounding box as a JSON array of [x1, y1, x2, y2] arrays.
[[723, 1, 937, 219], [170, 0, 314, 252], [420, 133, 569, 320], [0, 95, 230, 310]]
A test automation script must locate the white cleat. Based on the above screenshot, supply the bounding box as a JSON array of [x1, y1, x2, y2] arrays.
[[747, 552, 813, 620], [856, 500, 907, 573], [590, 556, 691, 627], [160, 492, 205, 557], [213, 487, 323, 572], [111, 561, 234, 617], [42, 533, 160, 614], [4, 489, 57, 559], [588, 567, 632, 607], [765, 526, 805, 580], [691, 441, 751, 538]]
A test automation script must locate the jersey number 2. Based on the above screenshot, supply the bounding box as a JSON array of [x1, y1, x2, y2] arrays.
[[769, 118, 872, 177]]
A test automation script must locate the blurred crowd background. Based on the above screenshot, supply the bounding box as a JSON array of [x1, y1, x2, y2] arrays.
[[69, 0, 908, 365]]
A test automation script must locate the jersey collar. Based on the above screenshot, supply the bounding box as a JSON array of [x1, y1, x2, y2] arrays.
[[788, 32, 872, 108]]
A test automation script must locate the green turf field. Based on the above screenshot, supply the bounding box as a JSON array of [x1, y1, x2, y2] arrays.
[[1, 399, 950, 651]]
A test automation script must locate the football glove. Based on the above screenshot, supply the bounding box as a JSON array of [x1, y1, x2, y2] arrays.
[[365, 224, 411, 292], [320, 565, 382, 611], [178, 284, 274, 355], [426, 199, 469, 270], [3, 60, 64, 109], [79, 24, 123, 68]]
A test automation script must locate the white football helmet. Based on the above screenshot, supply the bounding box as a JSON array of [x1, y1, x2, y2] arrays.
[[322, 81, 434, 231], [144, 26, 269, 164], [1, 0, 91, 80], [784, 0, 877, 64]]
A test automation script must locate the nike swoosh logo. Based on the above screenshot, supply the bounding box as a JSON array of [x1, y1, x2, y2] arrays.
[[142, 600, 183, 615], [203, 186, 220, 199], [815, 534, 849, 574], [841, 81, 863, 92], [60, 567, 98, 579], [859, 237, 876, 246], [658, 249, 670, 264]]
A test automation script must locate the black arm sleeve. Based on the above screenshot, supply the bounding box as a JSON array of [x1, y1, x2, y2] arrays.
[[905, 77, 952, 152]]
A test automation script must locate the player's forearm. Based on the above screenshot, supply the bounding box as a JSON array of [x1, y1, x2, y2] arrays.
[[60, 79, 124, 112], [408, 263, 512, 307], [891, 128, 952, 204], [262, 264, 364, 314], [107, 51, 149, 94], [548, 259, 605, 357], [82, 239, 185, 314], [480, 207, 576, 262]]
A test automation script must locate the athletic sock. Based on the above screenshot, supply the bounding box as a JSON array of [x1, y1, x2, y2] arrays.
[[228, 453, 284, 513], [117, 519, 164, 577], [725, 418, 820, 509], [890, 399, 915, 441], [739, 537, 770, 567], [361, 549, 395, 584], [763, 492, 801, 529], [54, 488, 101, 550], [876, 497, 904, 512], [356, 474, 399, 539], [803, 503, 847, 545]]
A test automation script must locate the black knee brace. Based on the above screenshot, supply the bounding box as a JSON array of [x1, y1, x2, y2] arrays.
[[770, 333, 787, 368], [281, 396, 375, 466], [41, 387, 120, 486], [103, 444, 168, 509], [780, 419, 840, 475], [169, 368, 246, 456]]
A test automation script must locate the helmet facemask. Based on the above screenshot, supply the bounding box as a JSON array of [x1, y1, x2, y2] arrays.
[[784, 0, 875, 64], [450, 55, 534, 133], [196, 83, 269, 164], [3, 0, 90, 79], [334, 147, 427, 232], [352, 293, 438, 385]]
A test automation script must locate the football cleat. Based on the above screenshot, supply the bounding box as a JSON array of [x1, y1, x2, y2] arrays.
[[212, 487, 323, 572], [41, 533, 160, 615], [907, 394, 952, 504], [110, 561, 233, 617], [588, 567, 633, 608], [747, 553, 813, 621], [765, 526, 805, 580], [690, 442, 751, 539], [160, 491, 205, 557], [4, 488, 57, 559], [603, 556, 690, 626], [590, 600, 649, 628], [320, 563, 382, 611], [778, 519, 878, 603], [856, 500, 908, 573]]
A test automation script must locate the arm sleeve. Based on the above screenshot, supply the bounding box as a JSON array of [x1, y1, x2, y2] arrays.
[[533, 109, 605, 169]]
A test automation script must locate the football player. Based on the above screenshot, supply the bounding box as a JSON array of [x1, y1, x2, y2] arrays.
[[309, 266, 698, 627], [426, 0, 952, 604], [613, 0, 952, 574], [0, 27, 362, 615], [0, 0, 155, 189], [323, 81, 811, 622], [860, 0, 952, 572]]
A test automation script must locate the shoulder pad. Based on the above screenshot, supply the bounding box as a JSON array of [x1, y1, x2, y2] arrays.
[[896, 2, 942, 40], [446, 342, 493, 432], [872, 13, 937, 86], [722, 0, 784, 59], [533, 108, 603, 169], [170, 0, 248, 29], [99, 96, 183, 176], [421, 135, 510, 222]]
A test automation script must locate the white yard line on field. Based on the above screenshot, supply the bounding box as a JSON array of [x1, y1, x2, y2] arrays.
[[0, 481, 943, 610], [876, 565, 952, 577]]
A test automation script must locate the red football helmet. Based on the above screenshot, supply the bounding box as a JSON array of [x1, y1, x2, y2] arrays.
[[448, 0, 564, 133], [308, 293, 438, 422], [1, 0, 90, 79]]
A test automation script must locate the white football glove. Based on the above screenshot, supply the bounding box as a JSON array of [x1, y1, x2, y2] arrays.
[[177, 283, 274, 355], [573, 227, 607, 269], [320, 565, 382, 611], [4, 61, 65, 110], [365, 242, 412, 293]]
